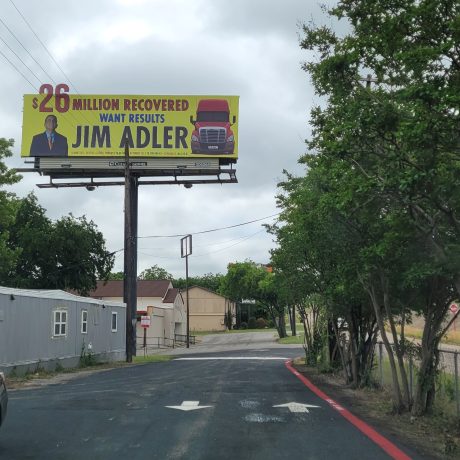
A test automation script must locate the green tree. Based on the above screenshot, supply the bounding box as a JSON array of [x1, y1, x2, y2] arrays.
[[173, 272, 224, 292], [300, 0, 460, 414], [107, 271, 124, 280], [138, 264, 172, 280], [0, 138, 21, 283], [269, 165, 380, 386], [8, 194, 114, 295], [220, 261, 288, 338]]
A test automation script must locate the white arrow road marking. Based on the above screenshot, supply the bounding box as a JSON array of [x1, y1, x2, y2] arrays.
[[273, 402, 320, 413], [165, 401, 213, 411]]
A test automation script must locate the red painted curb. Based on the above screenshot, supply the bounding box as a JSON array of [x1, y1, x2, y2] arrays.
[[285, 360, 412, 460]]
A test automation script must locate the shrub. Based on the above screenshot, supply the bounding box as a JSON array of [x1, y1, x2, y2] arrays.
[[256, 318, 267, 329], [248, 317, 257, 329], [240, 322, 248, 330], [80, 343, 97, 367]]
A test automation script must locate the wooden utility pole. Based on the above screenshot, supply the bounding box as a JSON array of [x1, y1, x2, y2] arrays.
[[124, 139, 138, 362]]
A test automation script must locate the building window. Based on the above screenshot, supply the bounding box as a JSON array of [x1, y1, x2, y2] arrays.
[[53, 310, 67, 337], [111, 312, 118, 332], [81, 310, 88, 334]]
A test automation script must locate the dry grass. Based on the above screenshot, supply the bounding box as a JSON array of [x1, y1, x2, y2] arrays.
[[389, 325, 460, 346]]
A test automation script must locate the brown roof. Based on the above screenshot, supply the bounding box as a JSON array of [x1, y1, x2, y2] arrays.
[[89, 280, 171, 299], [163, 288, 180, 304]]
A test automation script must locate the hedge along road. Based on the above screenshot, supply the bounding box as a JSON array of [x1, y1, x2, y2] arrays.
[[0, 346, 421, 460]]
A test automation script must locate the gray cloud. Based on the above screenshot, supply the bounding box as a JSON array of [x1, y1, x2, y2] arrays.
[[1, 0, 338, 277]]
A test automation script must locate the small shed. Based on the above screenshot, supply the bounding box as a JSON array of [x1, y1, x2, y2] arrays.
[[0, 286, 126, 375], [184, 286, 236, 332]]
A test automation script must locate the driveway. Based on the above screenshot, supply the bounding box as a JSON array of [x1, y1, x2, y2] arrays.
[[158, 331, 303, 356]]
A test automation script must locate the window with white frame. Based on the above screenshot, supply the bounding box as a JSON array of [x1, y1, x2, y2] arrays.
[[53, 309, 67, 337], [81, 310, 88, 334], [111, 312, 118, 332]]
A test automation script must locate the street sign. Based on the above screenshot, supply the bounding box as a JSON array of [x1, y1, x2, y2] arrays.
[[141, 315, 151, 328], [450, 303, 458, 314]]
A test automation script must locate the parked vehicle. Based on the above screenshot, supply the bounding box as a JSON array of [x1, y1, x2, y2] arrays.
[[0, 372, 7, 428], [190, 99, 236, 154]]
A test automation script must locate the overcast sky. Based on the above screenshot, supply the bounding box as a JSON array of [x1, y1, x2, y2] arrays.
[[1, 0, 338, 278]]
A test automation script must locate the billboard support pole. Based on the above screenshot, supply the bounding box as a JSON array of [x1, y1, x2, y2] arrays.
[[124, 138, 137, 362]]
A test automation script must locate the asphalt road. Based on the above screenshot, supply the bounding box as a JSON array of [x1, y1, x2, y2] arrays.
[[0, 345, 419, 459]]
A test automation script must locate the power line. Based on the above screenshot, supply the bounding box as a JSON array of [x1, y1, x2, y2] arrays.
[[4, 3, 92, 128], [137, 229, 267, 260], [0, 15, 57, 84], [191, 229, 266, 258], [0, 33, 43, 85], [0, 47, 38, 90], [138, 213, 280, 239], [9, 0, 80, 94]]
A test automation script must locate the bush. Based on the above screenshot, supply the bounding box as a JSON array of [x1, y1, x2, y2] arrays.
[[256, 318, 267, 329], [248, 317, 257, 329], [267, 319, 275, 328], [80, 343, 97, 367], [240, 322, 248, 330]]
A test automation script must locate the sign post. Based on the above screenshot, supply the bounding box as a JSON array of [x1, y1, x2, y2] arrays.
[[141, 315, 151, 352], [181, 235, 192, 348]]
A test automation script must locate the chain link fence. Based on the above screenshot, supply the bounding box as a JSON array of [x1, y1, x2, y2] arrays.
[[374, 341, 460, 417]]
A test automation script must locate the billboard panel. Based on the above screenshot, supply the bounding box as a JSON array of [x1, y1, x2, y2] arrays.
[[21, 93, 239, 159]]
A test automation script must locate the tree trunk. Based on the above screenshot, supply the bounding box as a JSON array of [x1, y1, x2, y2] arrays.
[[348, 314, 360, 388], [331, 316, 352, 384], [278, 310, 287, 338], [380, 272, 411, 409], [291, 305, 297, 336], [367, 283, 405, 413]]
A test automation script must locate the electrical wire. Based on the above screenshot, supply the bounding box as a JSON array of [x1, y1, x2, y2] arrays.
[[9, 0, 81, 94], [138, 213, 280, 239], [0, 34, 43, 84], [0, 15, 57, 84], [6, 1, 93, 128], [0, 47, 38, 90], [137, 229, 266, 260], [191, 229, 266, 258]]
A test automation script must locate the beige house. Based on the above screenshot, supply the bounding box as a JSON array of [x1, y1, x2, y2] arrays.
[[184, 286, 235, 332], [89, 280, 186, 346]]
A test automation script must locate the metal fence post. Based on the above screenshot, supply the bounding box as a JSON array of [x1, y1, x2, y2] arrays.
[[455, 351, 459, 418], [409, 356, 413, 401], [379, 342, 383, 387]]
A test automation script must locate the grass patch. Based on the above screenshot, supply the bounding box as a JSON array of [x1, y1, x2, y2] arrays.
[[278, 333, 305, 344], [372, 355, 459, 419], [133, 355, 173, 363], [192, 328, 276, 336]]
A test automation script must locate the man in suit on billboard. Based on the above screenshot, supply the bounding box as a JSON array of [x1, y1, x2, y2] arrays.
[[30, 114, 68, 156]]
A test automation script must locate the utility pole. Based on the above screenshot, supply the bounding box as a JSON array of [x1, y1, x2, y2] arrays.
[[124, 138, 138, 362], [181, 235, 192, 348]]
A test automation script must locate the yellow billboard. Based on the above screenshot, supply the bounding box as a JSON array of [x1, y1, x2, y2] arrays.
[[22, 92, 239, 159]]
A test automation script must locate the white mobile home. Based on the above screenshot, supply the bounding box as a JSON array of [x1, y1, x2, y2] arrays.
[[0, 286, 126, 375]]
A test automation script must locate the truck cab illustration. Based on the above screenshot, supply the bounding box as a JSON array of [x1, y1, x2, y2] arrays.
[[190, 99, 236, 154]]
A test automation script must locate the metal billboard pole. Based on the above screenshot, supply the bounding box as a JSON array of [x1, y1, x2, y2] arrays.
[[181, 235, 192, 348]]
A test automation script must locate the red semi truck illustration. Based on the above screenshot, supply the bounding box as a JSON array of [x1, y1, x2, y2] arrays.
[[190, 99, 236, 154]]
